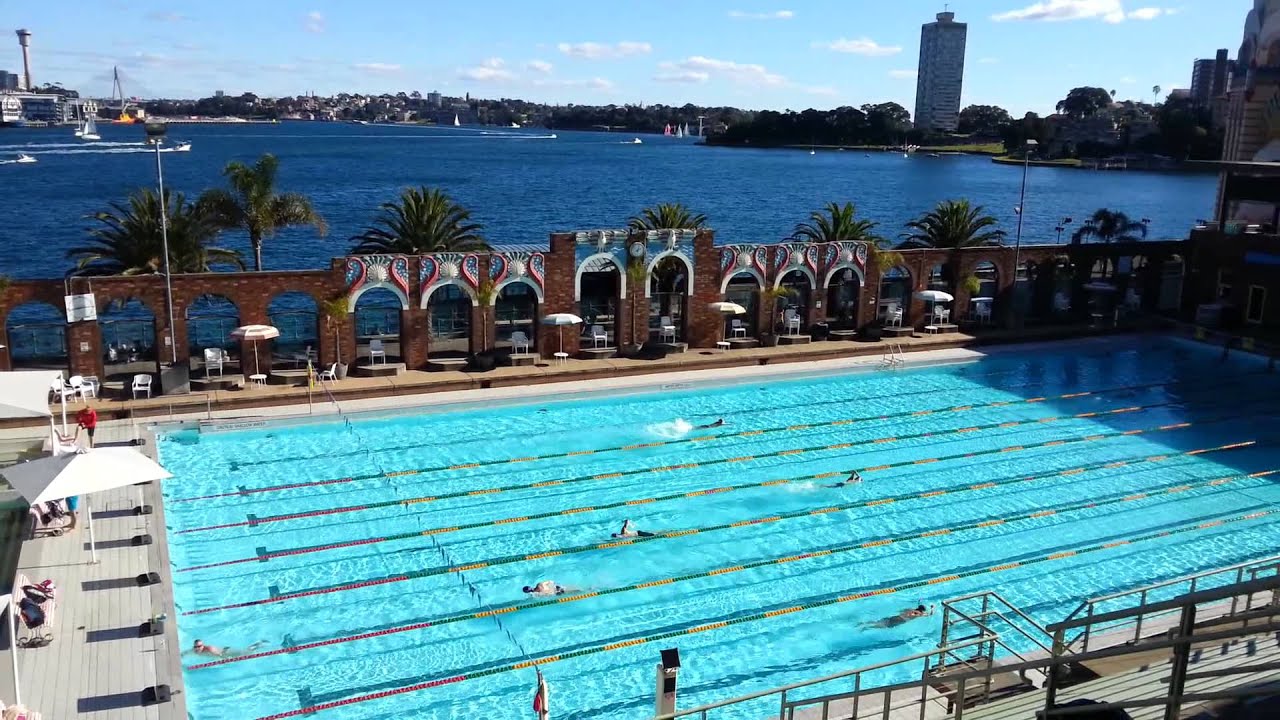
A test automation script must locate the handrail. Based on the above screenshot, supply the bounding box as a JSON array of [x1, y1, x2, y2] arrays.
[[1048, 574, 1280, 633], [943, 590, 1054, 638], [651, 635, 996, 719], [1083, 553, 1280, 606], [946, 606, 1054, 657]]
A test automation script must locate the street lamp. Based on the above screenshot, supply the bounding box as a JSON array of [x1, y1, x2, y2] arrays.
[[1054, 216, 1073, 243], [144, 120, 178, 365], [1012, 138, 1038, 322]]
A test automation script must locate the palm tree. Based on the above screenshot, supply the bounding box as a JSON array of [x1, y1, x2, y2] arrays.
[[1071, 209, 1148, 245], [350, 187, 489, 254], [627, 203, 707, 230], [793, 201, 902, 270], [901, 200, 1006, 249], [197, 154, 327, 271], [68, 189, 245, 276]]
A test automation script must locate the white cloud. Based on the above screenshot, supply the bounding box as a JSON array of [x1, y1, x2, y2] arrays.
[[525, 59, 554, 74], [888, 69, 918, 79], [1119, 75, 1136, 83], [146, 11, 186, 22], [532, 77, 614, 91], [1127, 7, 1176, 20], [557, 41, 652, 59], [813, 37, 902, 57], [353, 62, 402, 74], [991, 0, 1125, 23], [458, 58, 515, 82], [654, 70, 710, 83], [978, 57, 1000, 64], [728, 9, 794, 20], [803, 85, 838, 97], [660, 56, 786, 86], [304, 11, 325, 33]]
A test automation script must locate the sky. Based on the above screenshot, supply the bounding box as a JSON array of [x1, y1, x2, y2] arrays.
[[7, 0, 1248, 116]]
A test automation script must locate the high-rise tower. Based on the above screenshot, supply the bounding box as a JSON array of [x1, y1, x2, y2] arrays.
[[913, 11, 967, 132], [15, 29, 32, 91]]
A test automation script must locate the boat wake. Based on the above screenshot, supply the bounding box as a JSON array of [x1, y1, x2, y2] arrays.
[[16, 146, 188, 156], [0, 141, 146, 150], [645, 418, 693, 439]]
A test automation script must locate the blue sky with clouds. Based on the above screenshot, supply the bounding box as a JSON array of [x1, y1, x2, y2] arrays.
[[14, 1, 1245, 115]]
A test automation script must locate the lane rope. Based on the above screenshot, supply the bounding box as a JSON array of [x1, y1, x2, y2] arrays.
[[177, 400, 1175, 535], [172, 379, 1189, 503], [249, 506, 1280, 720], [176, 438, 1253, 573], [178, 423, 1246, 615], [189, 465, 1274, 669]]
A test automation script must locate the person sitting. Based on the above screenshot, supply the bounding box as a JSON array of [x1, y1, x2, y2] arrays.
[[861, 603, 935, 629], [522, 580, 567, 597], [695, 418, 726, 430], [187, 638, 266, 658]]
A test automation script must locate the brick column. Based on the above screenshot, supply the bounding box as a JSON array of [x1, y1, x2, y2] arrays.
[[688, 230, 721, 348], [470, 304, 487, 354], [541, 235, 579, 358], [0, 324, 9, 371], [401, 307, 429, 369], [66, 320, 102, 379]]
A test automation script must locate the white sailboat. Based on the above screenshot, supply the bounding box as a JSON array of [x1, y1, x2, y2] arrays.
[[73, 119, 83, 138], [675, 125, 684, 138], [15, 154, 36, 164], [453, 114, 461, 127], [509, 122, 520, 128], [80, 115, 101, 141], [631, 138, 643, 144]]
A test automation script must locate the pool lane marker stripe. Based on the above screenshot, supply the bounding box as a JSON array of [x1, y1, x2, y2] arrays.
[[180, 435, 1254, 614], [177, 400, 1181, 534], [245, 506, 1279, 720], [190, 466, 1272, 670], [175, 434, 1254, 574], [174, 380, 1183, 503]]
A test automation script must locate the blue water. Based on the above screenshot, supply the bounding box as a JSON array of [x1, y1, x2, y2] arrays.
[[1, 122, 1214, 277], [158, 336, 1280, 720]]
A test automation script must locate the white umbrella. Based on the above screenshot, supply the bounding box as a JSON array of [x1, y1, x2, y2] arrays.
[[0, 369, 62, 443], [913, 290, 954, 322], [231, 324, 280, 377], [540, 313, 583, 356], [708, 301, 747, 343], [2, 447, 173, 564]]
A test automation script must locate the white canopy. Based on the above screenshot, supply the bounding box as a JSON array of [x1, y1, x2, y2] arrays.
[[1, 447, 172, 563], [708, 302, 747, 315], [541, 313, 583, 326], [0, 370, 59, 421], [913, 290, 954, 303]]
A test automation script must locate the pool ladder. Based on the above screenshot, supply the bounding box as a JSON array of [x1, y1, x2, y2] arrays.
[[880, 343, 906, 370]]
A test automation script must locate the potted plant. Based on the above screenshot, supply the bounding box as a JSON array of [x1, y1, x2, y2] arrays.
[[624, 260, 649, 355], [759, 285, 795, 347], [470, 277, 498, 371], [319, 296, 350, 379]]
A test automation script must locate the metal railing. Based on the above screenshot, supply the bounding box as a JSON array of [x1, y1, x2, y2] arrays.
[[1059, 553, 1280, 652]]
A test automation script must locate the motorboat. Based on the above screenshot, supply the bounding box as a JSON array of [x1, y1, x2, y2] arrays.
[[549, 133, 557, 139], [173, 141, 192, 152], [631, 138, 642, 144], [510, 122, 520, 128], [15, 154, 36, 163]]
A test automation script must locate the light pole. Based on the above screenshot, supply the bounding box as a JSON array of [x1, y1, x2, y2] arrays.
[[145, 120, 178, 365], [1054, 216, 1073, 243], [1012, 138, 1038, 325]]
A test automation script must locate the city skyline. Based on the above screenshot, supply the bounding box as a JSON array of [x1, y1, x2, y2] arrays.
[[11, 1, 1244, 116]]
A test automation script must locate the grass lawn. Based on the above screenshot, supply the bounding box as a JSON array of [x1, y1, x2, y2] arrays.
[[992, 155, 1084, 168]]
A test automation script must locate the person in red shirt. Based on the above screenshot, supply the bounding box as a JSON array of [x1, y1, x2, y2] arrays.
[[76, 406, 97, 447]]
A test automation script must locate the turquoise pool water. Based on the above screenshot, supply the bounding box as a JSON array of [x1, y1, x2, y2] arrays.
[[159, 337, 1280, 720]]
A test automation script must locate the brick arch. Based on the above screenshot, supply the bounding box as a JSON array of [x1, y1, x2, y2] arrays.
[[720, 268, 765, 294], [773, 266, 817, 291], [492, 277, 544, 305], [422, 279, 479, 308]]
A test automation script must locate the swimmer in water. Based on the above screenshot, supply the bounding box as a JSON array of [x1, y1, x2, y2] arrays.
[[612, 519, 655, 538], [826, 471, 862, 488], [187, 639, 267, 658], [860, 603, 935, 629], [523, 580, 568, 597], [696, 418, 726, 429]]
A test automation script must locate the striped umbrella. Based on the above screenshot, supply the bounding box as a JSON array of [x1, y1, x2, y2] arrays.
[[230, 324, 280, 378]]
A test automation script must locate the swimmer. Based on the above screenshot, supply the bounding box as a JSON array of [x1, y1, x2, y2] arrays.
[[187, 639, 266, 658], [522, 580, 567, 597], [612, 519, 656, 538], [826, 471, 862, 489], [696, 418, 727, 429], [860, 603, 935, 629]]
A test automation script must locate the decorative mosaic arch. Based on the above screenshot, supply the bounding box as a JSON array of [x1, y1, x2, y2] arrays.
[[573, 229, 698, 299], [819, 241, 869, 288], [489, 250, 546, 303], [573, 230, 631, 301], [419, 252, 481, 308], [718, 244, 769, 293], [771, 242, 821, 289], [345, 255, 411, 312]]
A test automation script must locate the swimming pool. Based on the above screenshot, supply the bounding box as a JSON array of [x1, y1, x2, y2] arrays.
[[158, 336, 1280, 720]]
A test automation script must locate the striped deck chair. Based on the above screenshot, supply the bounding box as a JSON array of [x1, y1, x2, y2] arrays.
[[13, 575, 55, 649]]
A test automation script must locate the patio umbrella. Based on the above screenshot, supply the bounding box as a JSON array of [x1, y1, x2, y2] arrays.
[[708, 301, 746, 342], [913, 290, 954, 321], [231, 324, 280, 377], [540, 313, 583, 355], [1, 447, 173, 564], [0, 369, 62, 441]]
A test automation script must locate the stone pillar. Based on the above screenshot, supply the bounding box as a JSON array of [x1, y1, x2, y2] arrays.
[[66, 320, 102, 380], [688, 230, 721, 348], [541, 235, 579, 358], [401, 307, 429, 369]]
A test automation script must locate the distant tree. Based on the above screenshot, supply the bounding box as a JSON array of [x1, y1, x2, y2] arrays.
[[901, 200, 1005, 249], [628, 203, 707, 230], [1055, 87, 1113, 118], [1071, 209, 1148, 245], [197, 154, 327, 271], [1000, 112, 1050, 153], [69, 189, 244, 276], [957, 105, 1013, 136], [350, 187, 489, 254], [1152, 85, 1162, 105]]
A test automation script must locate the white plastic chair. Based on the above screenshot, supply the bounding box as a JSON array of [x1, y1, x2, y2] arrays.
[[203, 348, 224, 377], [932, 306, 950, 323], [784, 309, 802, 336], [369, 339, 387, 365], [318, 363, 337, 381], [79, 375, 99, 400], [49, 377, 75, 405], [730, 319, 747, 338], [131, 374, 152, 399], [975, 301, 992, 324], [590, 325, 608, 348], [659, 316, 676, 342], [510, 331, 530, 354], [1054, 293, 1071, 313], [66, 376, 88, 404], [889, 307, 904, 327], [1124, 289, 1141, 311]]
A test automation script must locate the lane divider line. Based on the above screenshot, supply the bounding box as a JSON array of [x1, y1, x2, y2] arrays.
[[178, 429, 1249, 615], [173, 380, 1185, 503], [248, 506, 1279, 720], [176, 439, 1253, 572], [177, 400, 1178, 535]]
